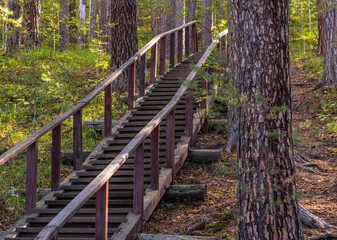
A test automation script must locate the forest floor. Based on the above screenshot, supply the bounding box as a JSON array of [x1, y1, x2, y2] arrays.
[[143, 63, 337, 239]]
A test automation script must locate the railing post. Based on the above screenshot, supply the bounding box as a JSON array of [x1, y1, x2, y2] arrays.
[[104, 83, 112, 137], [95, 182, 108, 240], [128, 61, 136, 109], [166, 109, 175, 168], [150, 43, 158, 84], [159, 37, 167, 76], [51, 125, 61, 191], [150, 125, 160, 190], [52, 234, 58, 240], [191, 23, 197, 54], [140, 53, 146, 96], [178, 30, 183, 63], [73, 110, 82, 171], [133, 142, 144, 229], [25, 141, 38, 214], [170, 32, 175, 68], [185, 26, 190, 58], [186, 95, 193, 138]]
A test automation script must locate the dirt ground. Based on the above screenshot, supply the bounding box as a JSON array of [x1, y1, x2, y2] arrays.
[[143, 64, 337, 239]]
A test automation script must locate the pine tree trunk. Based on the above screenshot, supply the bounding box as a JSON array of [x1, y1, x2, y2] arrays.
[[322, 0, 337, 84], [99, 0, 111, 51], [23, 0, 41, 48], [187, 0, 197, 22], [110, 0, 138, 93], [78, 0, 87, 50], [89, 0, 97, 44], [151, 0, 169, 36], [6, 0, 20, 54], [234, 1, 303, 239], [69, 0, 77, 44], [201, 0, 213, 50], [316, 0, 325, 55], [60, 0, 70, 51]]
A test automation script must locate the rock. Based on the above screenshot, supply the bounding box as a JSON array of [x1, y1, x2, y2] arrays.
[[140, 234, 216, 240], [162, 184, 207, 202], [83, 120, 118, 132], [61, 150, 92, 165], [188, 149, 221, 163]]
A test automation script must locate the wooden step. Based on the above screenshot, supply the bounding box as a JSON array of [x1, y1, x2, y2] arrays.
[[35, 208, 131, 215], [45, 199, 133, 206], [26, 216, 126, 224]]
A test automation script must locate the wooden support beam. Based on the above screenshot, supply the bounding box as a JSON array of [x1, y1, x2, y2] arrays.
[[186, 95, 193, 138], [51, 125, 61, 191], [133, 142, 144, 230], [159, 37, 167, 75], [150, 43, 158, 84], [128, 61, 136, 109], [166, 110, 175, 168], [185, 26, 190, 58], [170, 33, 175, 68], [95, 182, 108, 240], [140, 53, 146, 96], [25, 141, 38, 214], [191, 23, 197, 53], [178, 30, 183, 63], [73, 110, 82, 171], [150, 126, 160, 190], [104, 83, 112, 137]]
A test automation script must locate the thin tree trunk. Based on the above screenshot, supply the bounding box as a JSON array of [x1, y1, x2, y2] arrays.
[[60, 0, 70, 51], [323, 0, 337, 84], [234, 0, 303, 239], [78, 0, 86, 50], [151, 0, 168, 36], [187, 0, 197, 22], [23, 0, 41, 48], [69, 0, 77, 44], [317, 0, 325, 55], [201, 0, 213, 50], [99, 0, 111, 51], [110, 0, 138, 93], [6, 0, 20, 54], [89, 0, 97, 44]]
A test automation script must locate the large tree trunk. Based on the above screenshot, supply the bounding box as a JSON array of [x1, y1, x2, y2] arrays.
[[78, 0, 87, 50], [201, 0, 213, 50], [89, 0, 97, 45], [110, 0, 138, 93], [316, 0, 325, 55], [23, 0, 41, 48], [187, 0, 197, 22], [69, 0, 77, 44], [60, 0, 70, 51], [6, 0, 21, 54], [234, 1, 303, 239], [322, 0, 337, 84]]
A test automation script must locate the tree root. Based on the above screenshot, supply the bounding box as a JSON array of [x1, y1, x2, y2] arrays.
[[296, 164, 317, 173], [299, 204, 337, 230], [187, 216, 213, 232], [310, 233, 337, 240]]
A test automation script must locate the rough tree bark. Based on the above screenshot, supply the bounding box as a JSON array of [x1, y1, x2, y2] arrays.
[[151, 0, 168, 36], [99, 0, 111, 51], [110, 0, 138, 93], [234, 1, 304, 239], [6, 0, 21, 54], [89, 0, 97, 45], [78, 0, 87, 50], [322, 0, 337, 84], [60, 0, 70, 51], [69, 0, 77, 44], [23, 0, 41, 48], [316, 0, 325, 55], [187, 0, 197, 22], [201, 0, 213, 50]]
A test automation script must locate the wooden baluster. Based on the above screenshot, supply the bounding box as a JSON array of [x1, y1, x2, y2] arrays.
[[140, 53, 146, 96], [191, 23, 197, 54], [128, 61, 136, 109], [178, 30, 183, 63], [133, 142, 144, 230], [166, 109, 175, 168], [159, 37, 167, 76], [51, 125, 61, 191], [170, 32, 175, 68], [52, 234, 58, 240], [185, 26, 190, 58], [104, 83, 112, 137], [95, 182, 108, 240], [25, 141, 38, 214], [73, 110, 83, 171], [150, 125, 160, 190], [150, 43, 158, 84], [186, 95, 193, 138]]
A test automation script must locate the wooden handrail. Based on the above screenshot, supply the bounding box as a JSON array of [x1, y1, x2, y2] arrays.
[[0, 21, 197, 166], [34, 29, 228, 240]]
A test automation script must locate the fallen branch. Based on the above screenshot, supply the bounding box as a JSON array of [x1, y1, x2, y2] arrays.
[[299, 204, 337, 230], [310, 233, 337, 240], [296, 164, 317, 174], [187, 216, 213, 232]]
